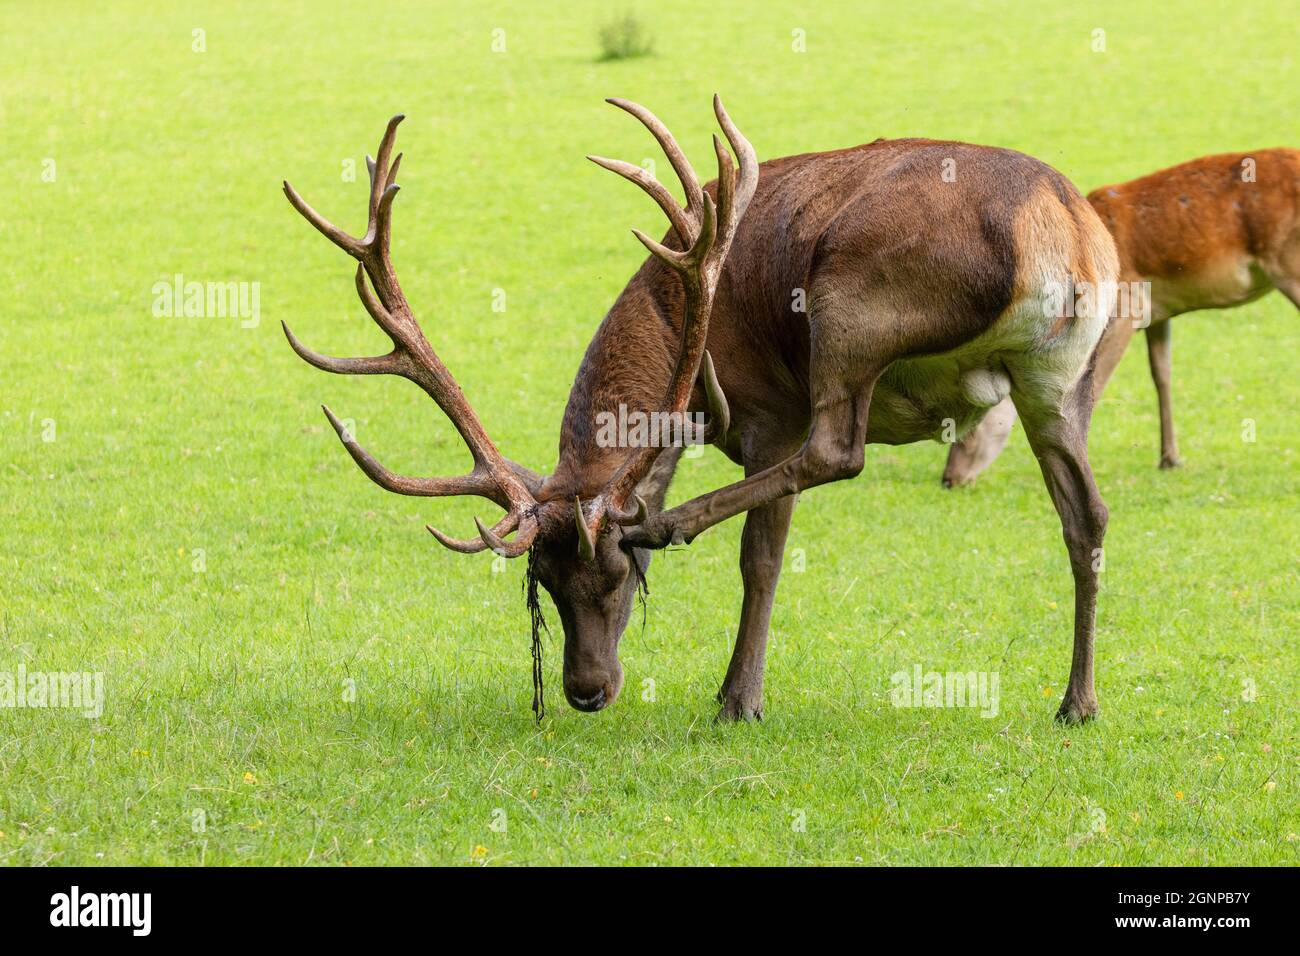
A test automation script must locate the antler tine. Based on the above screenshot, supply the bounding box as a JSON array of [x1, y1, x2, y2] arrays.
[[575, 95, 757, 557], [428, 511, 539, 557], [321, 404, 507, 504], [607, 494, 648, 527], [586, 154, 693, 245], [366, 114, 404, 226], [700, 349, 730, 444], [630, 193, 716, 276], [352, 264, 402, 338], [606, 98, 705, 218], [369, 183, 401, 264], [712, 134, 737, 243], [385, 153, 403, 189], [282, 180, 366, 259], [284, 114, 543, 560], [282, 320, 403, 376], [283, 114, 405, 266], [574, 498, 597, 560], [712, 94, 759, 246]]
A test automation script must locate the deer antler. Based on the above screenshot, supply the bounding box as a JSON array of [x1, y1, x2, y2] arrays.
[[283, 115, 540, 557], [576, 95, 758, 554]]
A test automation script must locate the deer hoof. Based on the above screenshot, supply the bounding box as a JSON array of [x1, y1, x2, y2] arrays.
[[1054, 694, 1099, 725], [716, 686, 764, 723], [1159, 455, 1183, 470], [621, 516, 673, 551]]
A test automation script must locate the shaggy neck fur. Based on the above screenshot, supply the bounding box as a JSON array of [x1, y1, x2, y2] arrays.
[[546, 266, 687, 502]]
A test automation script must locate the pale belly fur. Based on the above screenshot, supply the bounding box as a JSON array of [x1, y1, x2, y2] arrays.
[[1149, 255, 1275, 320], [864, 283, 1111, 445]]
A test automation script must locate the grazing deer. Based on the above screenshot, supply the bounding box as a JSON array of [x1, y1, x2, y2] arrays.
[[943, 148, 1300, 486], [282, 98, 1118, 724]]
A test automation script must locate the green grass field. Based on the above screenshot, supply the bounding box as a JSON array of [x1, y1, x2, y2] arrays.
[[3, 0, 1298, 865]]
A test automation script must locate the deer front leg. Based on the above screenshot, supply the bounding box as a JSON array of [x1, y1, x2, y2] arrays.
[[623, 388, 872, 551], [718, 492, 797, 721], [1271, 275, 1300, 311], [1145, 320, 1181, 468], [1014, 387, 1108, 724]]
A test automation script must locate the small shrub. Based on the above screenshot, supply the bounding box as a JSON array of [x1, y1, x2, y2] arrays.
[[598, 13, 654, 61]]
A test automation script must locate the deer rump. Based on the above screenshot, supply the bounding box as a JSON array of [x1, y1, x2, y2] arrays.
[[943, 146, 1300, 485]]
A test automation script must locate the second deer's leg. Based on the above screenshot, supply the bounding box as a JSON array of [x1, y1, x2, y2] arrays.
[[1145, 319, 1181, 468], [1271, 275, 1300, 311]]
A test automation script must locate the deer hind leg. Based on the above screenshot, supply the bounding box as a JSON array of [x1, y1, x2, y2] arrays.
[[941, 310, 1139, 488], [1011, 370, 1108, 724], [1145, 320, 1181, 468], [1264, 222, 1300, 308]]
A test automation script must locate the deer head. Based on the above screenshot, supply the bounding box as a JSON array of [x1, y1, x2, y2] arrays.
[[282, 98, 756, 713]]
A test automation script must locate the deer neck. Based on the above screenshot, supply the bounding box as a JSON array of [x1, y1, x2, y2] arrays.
[[546, 273, 690, 503]]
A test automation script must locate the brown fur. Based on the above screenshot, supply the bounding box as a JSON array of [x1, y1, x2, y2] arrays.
[[533, 135, 1116, 723], [286, 111, 1119, 724], [554, 139, 1102, 480]]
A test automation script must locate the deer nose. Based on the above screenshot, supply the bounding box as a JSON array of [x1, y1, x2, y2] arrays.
[[567, 686, 608, 712], [562, 657, 623, 713]]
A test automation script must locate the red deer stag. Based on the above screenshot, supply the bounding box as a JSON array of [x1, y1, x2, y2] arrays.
[[282, 99, 1118, 723], [943, 148, 1300, 486]]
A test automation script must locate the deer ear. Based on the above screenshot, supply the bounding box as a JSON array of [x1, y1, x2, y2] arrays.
[[508, 460, 547, 497]]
